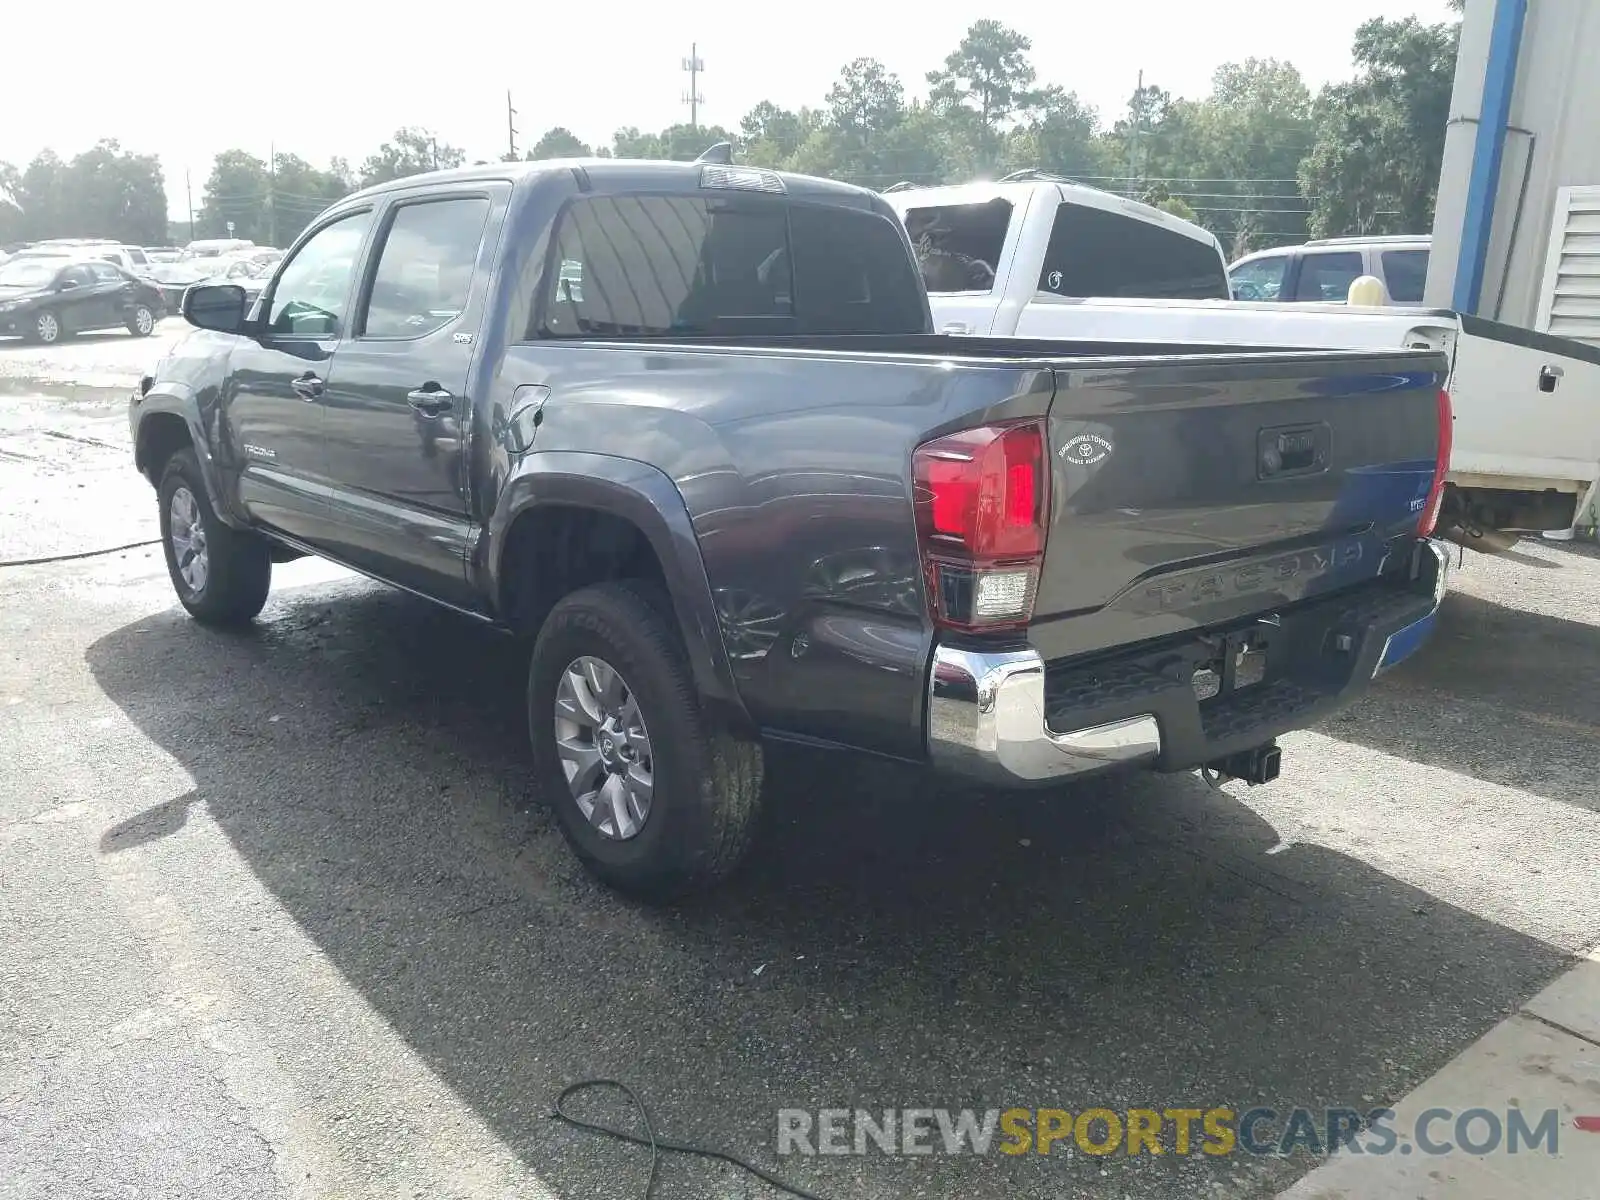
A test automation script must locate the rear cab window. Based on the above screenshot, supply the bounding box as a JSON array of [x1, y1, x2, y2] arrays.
[[902, 199, 1011, 294], [536, 192, 926, 337], [1038, 202, 1229, 300], [1380, 249, 1429, 303]]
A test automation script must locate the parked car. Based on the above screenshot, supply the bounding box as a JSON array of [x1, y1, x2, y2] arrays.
[[11, 240, 155, 276], [145, 247, 183, 264], [146, 252, 262, 313], [882, 181, 1596, 545], [130, 158, 1450, 900], [198, 255, 278, 307], [0, 256, 164, 342], [1228, 236, 1431, 305], [178, 238, 256, 261]]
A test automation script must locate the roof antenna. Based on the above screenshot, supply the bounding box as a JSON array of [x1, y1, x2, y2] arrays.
[[695, 142, 734, 165]]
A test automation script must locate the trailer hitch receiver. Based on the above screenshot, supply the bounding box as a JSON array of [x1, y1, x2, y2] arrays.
[[1204, 742, 1282, 787]]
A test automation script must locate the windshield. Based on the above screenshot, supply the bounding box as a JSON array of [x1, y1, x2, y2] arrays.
[[0, 259, 60, 287]]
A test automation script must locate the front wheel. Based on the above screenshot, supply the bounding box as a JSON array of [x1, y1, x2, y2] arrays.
[[157, 449, 272, 627], [127, 303, 157, 337], [528, 580, 763, 902]]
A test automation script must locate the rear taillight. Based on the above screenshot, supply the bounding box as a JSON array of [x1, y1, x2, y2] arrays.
[[912, 420, 1049, 631], [1418, 388, 1452, 537]]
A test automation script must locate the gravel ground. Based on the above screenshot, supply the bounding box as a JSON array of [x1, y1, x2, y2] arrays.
[[2, 382, 1598, 1200]]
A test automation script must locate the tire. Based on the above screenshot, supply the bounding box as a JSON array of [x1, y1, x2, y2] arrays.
[[157, 449, 272, 627], [528, 580, 763, 902], [127, 303, 157, 337], [31, 309, 64, 345]]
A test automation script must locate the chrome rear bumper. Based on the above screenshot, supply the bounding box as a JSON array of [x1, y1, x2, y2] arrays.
[[926, 646, 1162, 785], [926, 539, 1450, 787]]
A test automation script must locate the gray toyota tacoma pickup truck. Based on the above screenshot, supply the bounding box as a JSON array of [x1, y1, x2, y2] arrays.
[[129, 158, 1452, 900]]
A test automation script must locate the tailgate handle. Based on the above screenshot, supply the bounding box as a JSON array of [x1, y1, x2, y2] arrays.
[[1539, 364, 1564, 393], [1258, 423, 1330, 480]]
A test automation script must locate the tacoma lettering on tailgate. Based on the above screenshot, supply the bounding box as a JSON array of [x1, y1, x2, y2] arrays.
[[1139, 541, 1365, 613]]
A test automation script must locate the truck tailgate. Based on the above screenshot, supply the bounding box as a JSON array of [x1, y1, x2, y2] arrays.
[[1029, 351, 1447, 662]]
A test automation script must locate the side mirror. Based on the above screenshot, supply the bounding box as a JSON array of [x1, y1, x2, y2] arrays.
[[59, 278, 79, 291], [183, 283, 248, 334]]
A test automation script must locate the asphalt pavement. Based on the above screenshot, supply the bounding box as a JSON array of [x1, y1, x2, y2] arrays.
[[2, 334, 1599, 1199]]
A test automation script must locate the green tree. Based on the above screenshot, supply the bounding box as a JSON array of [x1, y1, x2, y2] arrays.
[[62, 141, 167, 245], [0, 161, 23, 244], [1142, 184, 1200, 224], [611, 123, 737, 160], [264, 152, 351, 244], [1300, 14, 1460, 237], [528, 127, 592, 159], [738, 102, 815, 164], [1002, 88, 1104, 180], [196, 150, 270, 241], [827, 58, 905, 135], [358, 128, 466, 187], [927, 20, 1041, 166], [5, 143, 165, 244], [1180, 59, 1316, 248]]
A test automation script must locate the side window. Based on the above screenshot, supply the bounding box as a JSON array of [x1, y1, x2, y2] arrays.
[[1291, 252, 1365, 302], [1228, 255, 1288, 301], [59, 264, 95, 289], [89, 262, 123, 283], [266, 211, 373, 338], [1381, 249, 1429, 303], [127, 247, 149, 265], [362, 197, 491, 338], [540, 194, 790, 337], [1037, 202, 1230, 300], [902, 199, 1011, 294]]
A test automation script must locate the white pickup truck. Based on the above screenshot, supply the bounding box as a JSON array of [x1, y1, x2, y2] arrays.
[[883, 177, 1600, 544]]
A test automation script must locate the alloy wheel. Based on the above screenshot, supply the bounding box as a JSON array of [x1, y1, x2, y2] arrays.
[[553, 655, 654, 840], [168, 485, 209, 594]]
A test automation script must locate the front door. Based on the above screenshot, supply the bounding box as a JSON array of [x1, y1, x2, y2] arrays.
[[319, 189, 500, 609], [222, 208, 374, 544]]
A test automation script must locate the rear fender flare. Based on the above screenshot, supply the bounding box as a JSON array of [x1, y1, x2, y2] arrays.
[[485, 451, 750, 728]]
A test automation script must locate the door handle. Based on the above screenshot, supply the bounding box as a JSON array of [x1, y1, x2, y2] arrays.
[[941, 321, 971, 334], [406, 385, 454, 415], [291, 373, 324, 401]]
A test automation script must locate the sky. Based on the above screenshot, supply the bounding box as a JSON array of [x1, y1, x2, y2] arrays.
[[2, 0, 1457, 223]]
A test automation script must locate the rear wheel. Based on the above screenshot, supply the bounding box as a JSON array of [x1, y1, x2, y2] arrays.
[[157, 449, 272, 627], [528, 580, 763, 902], [31, 309, 63, 344], [127, 303, 156, 337]]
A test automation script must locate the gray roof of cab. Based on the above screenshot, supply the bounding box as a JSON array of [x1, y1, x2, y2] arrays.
[[338, 158, 878, 207]]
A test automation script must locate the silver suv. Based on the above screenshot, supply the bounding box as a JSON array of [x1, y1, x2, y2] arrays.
[[1228, 236, 1430, 306]]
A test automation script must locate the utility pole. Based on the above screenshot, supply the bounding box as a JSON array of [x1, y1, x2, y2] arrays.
[[682, 44, 705, 131], [507, 90, 519, 160], [185, 169, 194, 241], [1127, 69, 1143, 199], [267, 141, 277, 247]]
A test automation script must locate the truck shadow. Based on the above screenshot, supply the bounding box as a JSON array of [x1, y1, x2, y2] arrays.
[[85, 582, 1574, 1198], [1320, 588, 1600, 811]]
